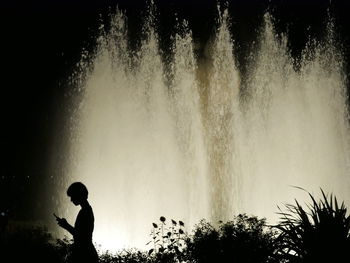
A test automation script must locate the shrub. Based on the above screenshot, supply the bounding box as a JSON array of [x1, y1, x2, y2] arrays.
[[186, 219, 220, 263], [99, 249, 151, 263], [186, 214, 279, 263], [0, 222, 69, 263]]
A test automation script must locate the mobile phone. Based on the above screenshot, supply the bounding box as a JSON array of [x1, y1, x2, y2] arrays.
[[53, 213, 60, 220]]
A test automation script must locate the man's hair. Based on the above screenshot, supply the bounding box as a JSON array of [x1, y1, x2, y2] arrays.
[[67, 182, 88, 200]]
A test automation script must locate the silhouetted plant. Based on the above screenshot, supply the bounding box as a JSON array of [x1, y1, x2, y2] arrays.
[[55, 236, 74, 262], [0, 223, 69, 263], [99, 249, 151, 263], [185, 219, 220, 263], [186, 214, 279, 263], [147, 216, 188, 262], [276, 188, 350, 263]]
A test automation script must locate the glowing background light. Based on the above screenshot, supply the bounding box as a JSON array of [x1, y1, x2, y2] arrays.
[[52, 8, 350, 252]]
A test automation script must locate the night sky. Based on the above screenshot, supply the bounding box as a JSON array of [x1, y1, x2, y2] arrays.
[[1, 0, 350, 222]]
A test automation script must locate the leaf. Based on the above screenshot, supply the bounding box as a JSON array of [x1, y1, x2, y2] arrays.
[[148, 249, 154, 255], [160, 216, 166, 222]]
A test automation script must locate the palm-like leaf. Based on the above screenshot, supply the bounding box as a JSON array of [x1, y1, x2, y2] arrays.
[[276, 188, 350, 262]]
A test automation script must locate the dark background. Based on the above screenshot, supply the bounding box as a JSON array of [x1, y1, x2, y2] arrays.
[[1, 0, 349, 222]]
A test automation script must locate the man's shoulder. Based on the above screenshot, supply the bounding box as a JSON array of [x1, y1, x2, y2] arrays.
[[80, 205, 94, 218]]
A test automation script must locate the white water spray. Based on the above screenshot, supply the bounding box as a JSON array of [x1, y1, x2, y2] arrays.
[[56, 10, 350, 251]]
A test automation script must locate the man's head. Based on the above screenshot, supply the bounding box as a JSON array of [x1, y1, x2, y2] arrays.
[[67, 182, 88, 205]]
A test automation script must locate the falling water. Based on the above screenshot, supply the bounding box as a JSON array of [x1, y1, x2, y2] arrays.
[[56, 9, 350, 251]]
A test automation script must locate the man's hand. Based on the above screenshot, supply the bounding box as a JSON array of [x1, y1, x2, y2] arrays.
[[57, 217, 70, 228], [54, 213, 70, 229]]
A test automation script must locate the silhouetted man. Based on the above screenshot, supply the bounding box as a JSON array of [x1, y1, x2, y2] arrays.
[[55, 182, 99, 263]]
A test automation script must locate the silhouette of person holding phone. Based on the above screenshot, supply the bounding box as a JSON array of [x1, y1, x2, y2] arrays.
[[55, 182, 99, 263]]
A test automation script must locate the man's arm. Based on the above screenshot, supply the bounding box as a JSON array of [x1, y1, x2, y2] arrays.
[[60, 219, 75, 236], [55, 216, 75, 236]]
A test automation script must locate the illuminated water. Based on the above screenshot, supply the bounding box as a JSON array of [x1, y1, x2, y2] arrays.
[[55, 9, 350, 251]]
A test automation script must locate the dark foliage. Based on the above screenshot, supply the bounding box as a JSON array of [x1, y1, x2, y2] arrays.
[[2, 189, 349, 263], [147, 216, 189, 262], [0, 222, 71, 263], [276, 188, 350, 263], [99, 249, 150, 263], [186, 214, 279, 263]]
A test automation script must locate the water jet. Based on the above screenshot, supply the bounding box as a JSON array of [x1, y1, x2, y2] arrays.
[[51, 6, 350, 252]]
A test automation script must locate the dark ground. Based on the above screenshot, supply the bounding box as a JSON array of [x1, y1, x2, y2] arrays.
[[0, 0, 349, 222]]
